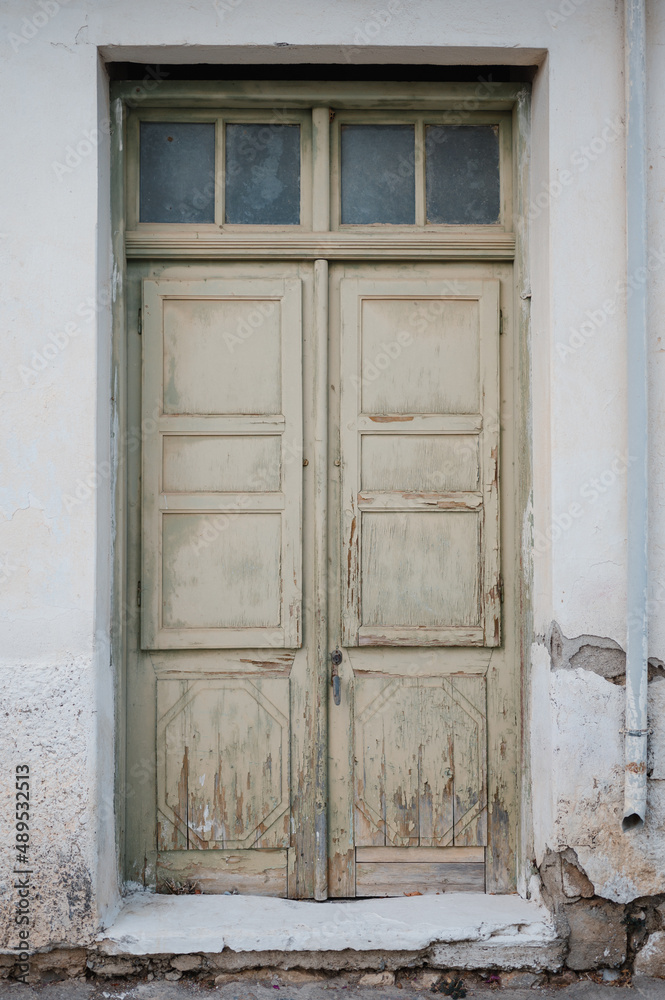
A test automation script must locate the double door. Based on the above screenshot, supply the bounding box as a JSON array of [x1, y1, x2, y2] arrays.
[[124, 258, 518, 898]]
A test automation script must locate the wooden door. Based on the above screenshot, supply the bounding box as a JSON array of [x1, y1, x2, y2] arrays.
[[126, 263, 328, 898], [126, 260, 516, 898], [327, 263, 516, 897]]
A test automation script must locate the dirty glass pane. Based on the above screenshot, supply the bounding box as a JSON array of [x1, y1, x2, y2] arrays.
[[426, 125, 500, 224], [341, 125, 415, 225], [140, 122, 215, 224], [225, 124, 300, 225]]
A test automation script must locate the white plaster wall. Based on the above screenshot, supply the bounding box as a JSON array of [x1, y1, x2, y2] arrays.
[[0, 0, 662, 948], [539, 667, 665, 903]]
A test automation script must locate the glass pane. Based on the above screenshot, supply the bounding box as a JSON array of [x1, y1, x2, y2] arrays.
[[140, 122, 215, 224], [426, 125, 500, 225], [225, 124, 300, 225], [341, 125, 415, 225]]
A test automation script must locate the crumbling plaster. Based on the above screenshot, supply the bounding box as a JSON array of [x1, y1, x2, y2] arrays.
[[0, 0, 664, 959], [531, 626, 665, 904]]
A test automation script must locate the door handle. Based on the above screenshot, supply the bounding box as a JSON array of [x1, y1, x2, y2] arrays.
[[331, 648, 342, 706]]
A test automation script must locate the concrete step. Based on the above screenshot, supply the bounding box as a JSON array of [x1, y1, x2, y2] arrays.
[[94, 892, 565, 972]]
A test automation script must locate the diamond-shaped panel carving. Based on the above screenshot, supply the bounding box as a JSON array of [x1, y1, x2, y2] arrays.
[[157, 679, 289, 849], [354, 675, 486, 848]]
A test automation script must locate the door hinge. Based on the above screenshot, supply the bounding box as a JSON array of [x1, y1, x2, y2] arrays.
[[499, 310, 505, 335], [498, 574, 504, 603], [137, 580, 141, 608], [137, 308, 142, 335]]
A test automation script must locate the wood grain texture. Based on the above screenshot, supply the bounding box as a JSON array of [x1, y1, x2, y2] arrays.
[[355, 861, 485, 896], [116, 90, 524, 898], [339, 276, 500, 648], [157, 849, 288, 896], [356, 846, 483, 862], [354, 675, 487, 849], [141, 276, 303, 650], [157, 678, 290, 850], [125, 231, 516, 260]]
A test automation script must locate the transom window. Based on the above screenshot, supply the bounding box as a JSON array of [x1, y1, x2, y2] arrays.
[[129, 108, 511, 231]]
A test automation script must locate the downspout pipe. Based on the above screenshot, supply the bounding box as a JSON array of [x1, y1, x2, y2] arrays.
[[623, 0, 649, 831]]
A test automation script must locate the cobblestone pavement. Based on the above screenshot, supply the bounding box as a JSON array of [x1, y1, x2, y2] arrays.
[[0, 974, 664, 1000]]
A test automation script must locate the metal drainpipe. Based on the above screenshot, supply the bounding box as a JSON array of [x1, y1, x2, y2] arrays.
[[623, 0, 649, 831]]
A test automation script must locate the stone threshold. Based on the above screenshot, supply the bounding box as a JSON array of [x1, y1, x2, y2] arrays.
[[94, 892, 565, 972]]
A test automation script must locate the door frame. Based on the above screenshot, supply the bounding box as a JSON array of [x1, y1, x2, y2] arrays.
[[109, 78, 533, 894]]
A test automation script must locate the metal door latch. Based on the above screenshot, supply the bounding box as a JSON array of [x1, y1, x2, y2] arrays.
[[331, 648, 342, 706]]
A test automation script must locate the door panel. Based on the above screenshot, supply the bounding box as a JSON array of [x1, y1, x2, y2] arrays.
[[157, 677, 290, 851], [355, 860, 485, 896], [141, 277, 303, 649], [353, 670, 487, 848], [339, 277, 501, 649]]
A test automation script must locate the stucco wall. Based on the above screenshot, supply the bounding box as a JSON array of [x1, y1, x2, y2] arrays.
[[0, 0, 664, 952]]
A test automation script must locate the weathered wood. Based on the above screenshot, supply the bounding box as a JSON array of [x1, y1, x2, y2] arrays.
[[157, 849, 288, 896], [356, 847, 484, 863], [354, 675, 487, 850], [357, 491, 483, 510], [312, 259, 329, 899], [149, 650, 295, 677], [347, 647, 492, 676], [356, 862, 485, 896], [339, 276, 500, 648], [141, 276, 303, 650], [361, 435, 479, 492], [311, 109, 330, 233], [116, 85, 524, 899], [125, 231, 516, 260], [112, 79, 528, 111], [452, 675, 489, 847], [157, 678, 290, 850]]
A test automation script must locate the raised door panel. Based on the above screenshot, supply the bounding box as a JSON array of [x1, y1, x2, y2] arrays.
[[156, 677, 290, 852], [141, 278, 303, 649], [340, 278, 500, 647], [354, 675, 487, 850]]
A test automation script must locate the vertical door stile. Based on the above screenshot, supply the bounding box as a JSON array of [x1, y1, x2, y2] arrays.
[[313, 259, 329, 900], [311, 107, 331, 898], [311, 107, 331, 234]]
